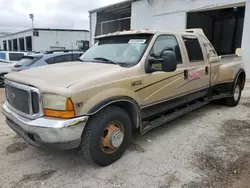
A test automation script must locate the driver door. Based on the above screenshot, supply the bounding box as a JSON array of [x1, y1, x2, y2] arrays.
[[140, 34, 188, 119]]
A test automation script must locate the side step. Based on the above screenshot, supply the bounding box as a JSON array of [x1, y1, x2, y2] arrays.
[[142, 101, 208, 134], [212, 93, 232, 100]]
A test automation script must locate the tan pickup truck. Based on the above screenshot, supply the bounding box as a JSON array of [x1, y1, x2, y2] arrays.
[[2, 29, 246, 166]]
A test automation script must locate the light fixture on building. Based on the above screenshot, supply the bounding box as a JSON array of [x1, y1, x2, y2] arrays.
[[29, 13, 34, 29]]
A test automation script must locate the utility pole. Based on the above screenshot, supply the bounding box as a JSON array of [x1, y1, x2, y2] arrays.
[[29, 13, 34, 52]]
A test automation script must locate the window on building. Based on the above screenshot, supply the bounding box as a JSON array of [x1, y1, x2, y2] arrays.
[[8, 40, 12, 51], [9, 53, 25, 61], [3, 41, 7, 51], [183, 37, 204, 62], [150, 35, 183, 64], [33, 30, 39, 37]]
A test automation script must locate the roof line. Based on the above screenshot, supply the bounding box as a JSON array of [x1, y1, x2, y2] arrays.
[[89, 0, 139, 13], [35, 28, 89, 32], [0, 28, 89, 38]]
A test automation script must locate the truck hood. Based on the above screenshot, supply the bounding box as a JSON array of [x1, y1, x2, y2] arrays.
[[5, 61, 131, 89]]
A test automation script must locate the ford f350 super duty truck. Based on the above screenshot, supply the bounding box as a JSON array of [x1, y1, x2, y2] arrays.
[[2, 29, 245, 166]]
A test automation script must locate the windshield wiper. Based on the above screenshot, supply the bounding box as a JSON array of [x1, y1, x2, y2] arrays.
[[93, 57, 118, 65]]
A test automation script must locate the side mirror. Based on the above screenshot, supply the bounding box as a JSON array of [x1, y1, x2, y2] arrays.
[[146, 50, 177, 73]]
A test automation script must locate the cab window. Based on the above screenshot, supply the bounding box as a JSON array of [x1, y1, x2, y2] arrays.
[[182, 36, 204, 63], [150, 35, 183, 64]]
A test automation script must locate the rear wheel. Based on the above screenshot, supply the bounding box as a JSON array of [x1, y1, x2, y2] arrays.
[[225, 80, 242, 107], [80, 105, 132, 166]]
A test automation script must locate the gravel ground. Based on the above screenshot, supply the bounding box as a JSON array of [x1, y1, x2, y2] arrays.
[[0, 85, 250, 188]]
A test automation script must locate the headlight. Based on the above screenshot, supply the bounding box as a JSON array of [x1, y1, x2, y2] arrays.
[[43, 94, 75, 118], [43, 94, 68, 110]]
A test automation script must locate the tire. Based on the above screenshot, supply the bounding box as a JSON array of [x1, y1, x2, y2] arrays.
[[0, 73, 6, 88], [80, 105, 132, 166], [225, 80, 242, 107]]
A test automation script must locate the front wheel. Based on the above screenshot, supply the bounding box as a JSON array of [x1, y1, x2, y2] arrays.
[[225, 80, 242, 107], [80, 105, 132, 166], [0, 73, 6, 88]]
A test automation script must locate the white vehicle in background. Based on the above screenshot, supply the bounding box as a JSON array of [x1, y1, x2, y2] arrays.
[[0, 51, 27, 64], [0, 51, 27, 86], [0, 61, 16, 87]]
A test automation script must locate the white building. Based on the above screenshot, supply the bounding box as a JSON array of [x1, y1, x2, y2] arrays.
[[89, 0, 250, 77], [0, 28, 90, 52]]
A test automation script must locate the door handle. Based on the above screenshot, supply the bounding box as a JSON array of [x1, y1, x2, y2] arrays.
[[184, 70, 188, 80], [205, 66, 209, 75]]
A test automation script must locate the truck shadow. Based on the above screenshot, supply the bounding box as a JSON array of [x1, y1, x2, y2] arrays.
[[131, 103, 226, 141]]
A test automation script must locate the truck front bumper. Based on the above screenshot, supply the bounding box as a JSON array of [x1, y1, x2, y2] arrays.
[[2, 102, 89, 150]]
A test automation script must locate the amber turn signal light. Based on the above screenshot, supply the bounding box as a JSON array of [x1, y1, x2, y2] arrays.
[[43, 98, 75, 118]]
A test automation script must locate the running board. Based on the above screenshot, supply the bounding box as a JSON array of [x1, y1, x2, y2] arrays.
[[142, 101, 208, 134], [211, 93, 232, 100]]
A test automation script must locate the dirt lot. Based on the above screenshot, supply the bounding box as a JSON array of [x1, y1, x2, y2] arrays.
[[1, 85, 250, 188]]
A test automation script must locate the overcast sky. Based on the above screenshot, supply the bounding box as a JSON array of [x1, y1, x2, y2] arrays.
[[0, 0, 124, 33]]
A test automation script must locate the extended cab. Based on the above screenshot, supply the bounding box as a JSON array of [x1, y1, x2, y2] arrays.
[[2, 29, 246, 166]]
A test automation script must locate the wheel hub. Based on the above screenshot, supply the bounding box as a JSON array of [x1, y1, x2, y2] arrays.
[[110, 130, 124, 148], [234, 84, 240, 101], [101, 122, 124, 154]]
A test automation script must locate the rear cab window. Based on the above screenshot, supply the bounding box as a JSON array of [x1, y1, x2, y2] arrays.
[[182, 35, 204, 63], [46, 54, 72, 64], [46, 53, 83, 64], [54, 54, 72, 63], [15, 56, 42, 67], [72, 53, 83, 61]]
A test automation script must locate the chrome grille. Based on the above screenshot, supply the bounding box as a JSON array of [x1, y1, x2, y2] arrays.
[[5, 84, 30, 114], [5, 80, 43, 119]]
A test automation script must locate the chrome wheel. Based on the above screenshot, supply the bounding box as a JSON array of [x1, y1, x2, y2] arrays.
[[234, 84, 240, 101]]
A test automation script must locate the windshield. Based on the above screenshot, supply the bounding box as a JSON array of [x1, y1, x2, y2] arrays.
[[80, 34, 152, 65], [15, 56, 41, 67], [0, 52, 6, 61], [0, 59, 8, 63]]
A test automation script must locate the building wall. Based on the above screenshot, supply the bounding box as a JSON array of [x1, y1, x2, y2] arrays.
[[33, 30, 90, 51], [131, 0, 246, 29], [89, 0, 250, 77], [131, 1, 186, 30], [241, 0, 250, 78], [0, 30, 33, 51], [0, 30, 90, 52], [131, 0, 250, 77], [90, 12, 97, 46]]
